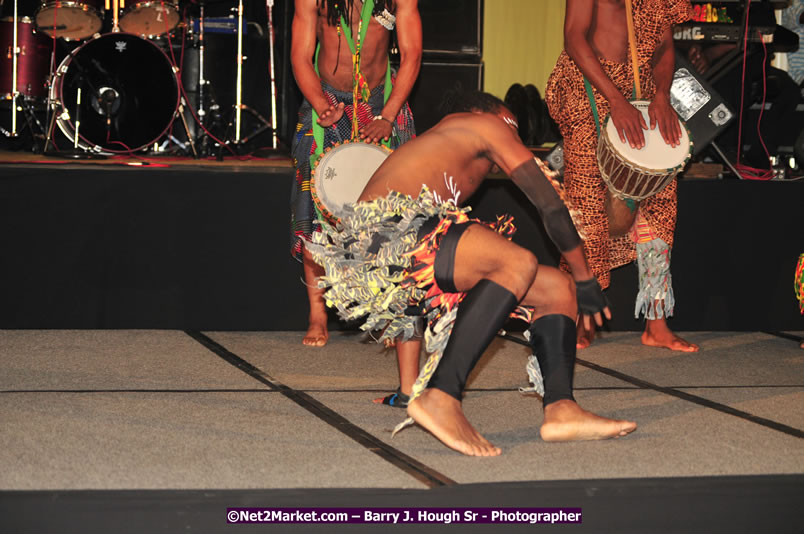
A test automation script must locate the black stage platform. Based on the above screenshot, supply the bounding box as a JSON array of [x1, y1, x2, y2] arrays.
[[1, 160, 802, 332]]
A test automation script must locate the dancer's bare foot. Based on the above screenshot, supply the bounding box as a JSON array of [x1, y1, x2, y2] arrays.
[[642, 318, 699, 352], [576, 318, 595, 349], [407, 388, 501, 457], [540, 399, 637, 441], [302, 316, 328, 347]]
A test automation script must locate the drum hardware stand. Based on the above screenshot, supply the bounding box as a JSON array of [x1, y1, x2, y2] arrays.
[[177, 96, 199, 158], [215, 0, 272, 160], [43, 71, 105, 159], [106, 0, 123, 32]]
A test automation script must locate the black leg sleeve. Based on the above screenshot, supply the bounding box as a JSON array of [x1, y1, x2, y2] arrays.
[[427, 279, 518, 400], [527, 314, 576, 406]]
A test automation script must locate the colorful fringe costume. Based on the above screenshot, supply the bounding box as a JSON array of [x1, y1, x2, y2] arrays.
[[545, 0, 693, 319], [290, 81, 415, 261], [306, 187, 535, 433]]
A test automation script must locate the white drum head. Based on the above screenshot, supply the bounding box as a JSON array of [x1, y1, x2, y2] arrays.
[[604, 100, 690, 171], [312, 142, 391, 222]]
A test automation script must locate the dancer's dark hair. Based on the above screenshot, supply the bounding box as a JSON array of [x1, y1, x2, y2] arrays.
[[439, 86, 509, 118]]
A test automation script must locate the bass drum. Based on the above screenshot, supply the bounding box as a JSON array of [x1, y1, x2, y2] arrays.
[[51, 33, 179, 153]]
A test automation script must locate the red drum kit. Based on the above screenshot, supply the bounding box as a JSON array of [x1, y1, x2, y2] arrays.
[[1, 0, 280, 156]]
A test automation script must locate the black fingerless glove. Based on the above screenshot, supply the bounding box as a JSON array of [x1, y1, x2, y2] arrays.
[[576, 278, 609, 315]]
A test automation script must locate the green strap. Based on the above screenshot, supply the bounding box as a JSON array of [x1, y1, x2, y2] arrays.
[[583, 76, 601, 138], [339, 0, 374, 56], [311, 44, 325, 168]]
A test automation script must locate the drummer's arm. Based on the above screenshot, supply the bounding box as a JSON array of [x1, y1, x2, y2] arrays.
[[649, 27, 682, 147], [508, 157, 611, 328], [290, 0, 344, 127], [564, 0, 646, 148]]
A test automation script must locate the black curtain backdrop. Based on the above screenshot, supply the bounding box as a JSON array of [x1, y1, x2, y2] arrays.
[[1, 165, 801, 332]]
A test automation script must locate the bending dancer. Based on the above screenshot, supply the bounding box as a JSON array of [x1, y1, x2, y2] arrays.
[[308, 92, 637, 456], [290, 0, 421, 346], [545, 0, 698, 351]]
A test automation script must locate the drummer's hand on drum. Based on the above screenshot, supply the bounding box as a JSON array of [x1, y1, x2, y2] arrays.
[[576, 278, 612, 331], [359, 116, 394, 143], [610, 97, 648, 149], [316, 102, 345, 127], [648, 94, 682, 148]]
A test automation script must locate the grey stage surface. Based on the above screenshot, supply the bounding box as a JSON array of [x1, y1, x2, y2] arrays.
[[0, 329, 802, 532]]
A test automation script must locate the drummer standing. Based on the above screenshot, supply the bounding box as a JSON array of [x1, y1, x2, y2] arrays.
[[545, 0, 699, 352], [289, 0, 422, 347]]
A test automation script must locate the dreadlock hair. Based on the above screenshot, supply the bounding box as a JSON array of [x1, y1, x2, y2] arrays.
[[318, 0, 395, 28], [438, 86, 510, 119]]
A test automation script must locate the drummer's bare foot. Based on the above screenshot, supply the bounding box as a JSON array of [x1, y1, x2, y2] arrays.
[[407, 388, 501, 457], [540, 399, 637, 441], [642, 318, 698, 352], [576, 318, 595, 349], [302, 247, 329, 347], [302, 318, 328, 347]]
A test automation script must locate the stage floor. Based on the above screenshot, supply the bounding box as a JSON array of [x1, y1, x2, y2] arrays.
[[1, 329, 802, 532]]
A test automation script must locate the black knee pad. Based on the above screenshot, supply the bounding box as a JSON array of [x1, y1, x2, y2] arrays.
[[527, 314, 576, 405]]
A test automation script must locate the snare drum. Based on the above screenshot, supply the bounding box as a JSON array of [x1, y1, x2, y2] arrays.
[[119, 1, 180, 38], [35, 0, 104, 41], [597, 100, 691, 235], [311, 141, 393, 225], [0, 17, 50, 102]]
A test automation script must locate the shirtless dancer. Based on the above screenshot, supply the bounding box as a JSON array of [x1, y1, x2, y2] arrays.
[[308, 92, 636, 456], [546, 0, 698, 352], [290, 0, 421, 346]]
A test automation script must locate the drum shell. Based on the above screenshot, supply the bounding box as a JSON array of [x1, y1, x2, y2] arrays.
[[0, 17, 51, 100], [50, 32, 179, 152], [597, 130, 681, 203], [35, 0, 104, 41], [119, 2, 181, 38]]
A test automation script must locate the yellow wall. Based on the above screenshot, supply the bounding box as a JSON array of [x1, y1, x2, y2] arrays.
[[482, 0, 567, 99]]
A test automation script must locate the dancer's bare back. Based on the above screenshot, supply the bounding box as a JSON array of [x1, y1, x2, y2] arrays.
[[360, 112, 532, 203]]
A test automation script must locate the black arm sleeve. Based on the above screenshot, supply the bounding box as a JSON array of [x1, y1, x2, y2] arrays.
[[510, 158, 581, 253]]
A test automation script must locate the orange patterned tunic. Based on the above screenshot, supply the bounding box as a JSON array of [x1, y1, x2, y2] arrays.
[[545, 0, 693, 289]]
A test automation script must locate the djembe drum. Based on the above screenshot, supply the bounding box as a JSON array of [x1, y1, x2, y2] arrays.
[[310, 140, 393, 226], [597, 100, 692, 236]]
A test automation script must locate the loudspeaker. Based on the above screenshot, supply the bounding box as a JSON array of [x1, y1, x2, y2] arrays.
[[418, 0, 483, 57], [671, 55, 735, 156], [406, 61, 484, 134]]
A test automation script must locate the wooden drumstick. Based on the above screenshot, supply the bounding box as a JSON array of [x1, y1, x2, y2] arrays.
[[624, 0, 642, 99]]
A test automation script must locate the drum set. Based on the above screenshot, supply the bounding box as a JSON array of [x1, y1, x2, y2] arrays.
[[1, 0, 280, 156]]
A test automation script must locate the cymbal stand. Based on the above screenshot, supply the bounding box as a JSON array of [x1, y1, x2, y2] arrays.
[[235, 0, 243, 142], [9, 0, 19, 137], [216, 0, 271, 160], [198, 1, 207, 134], [266, 0, 278, 150]]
